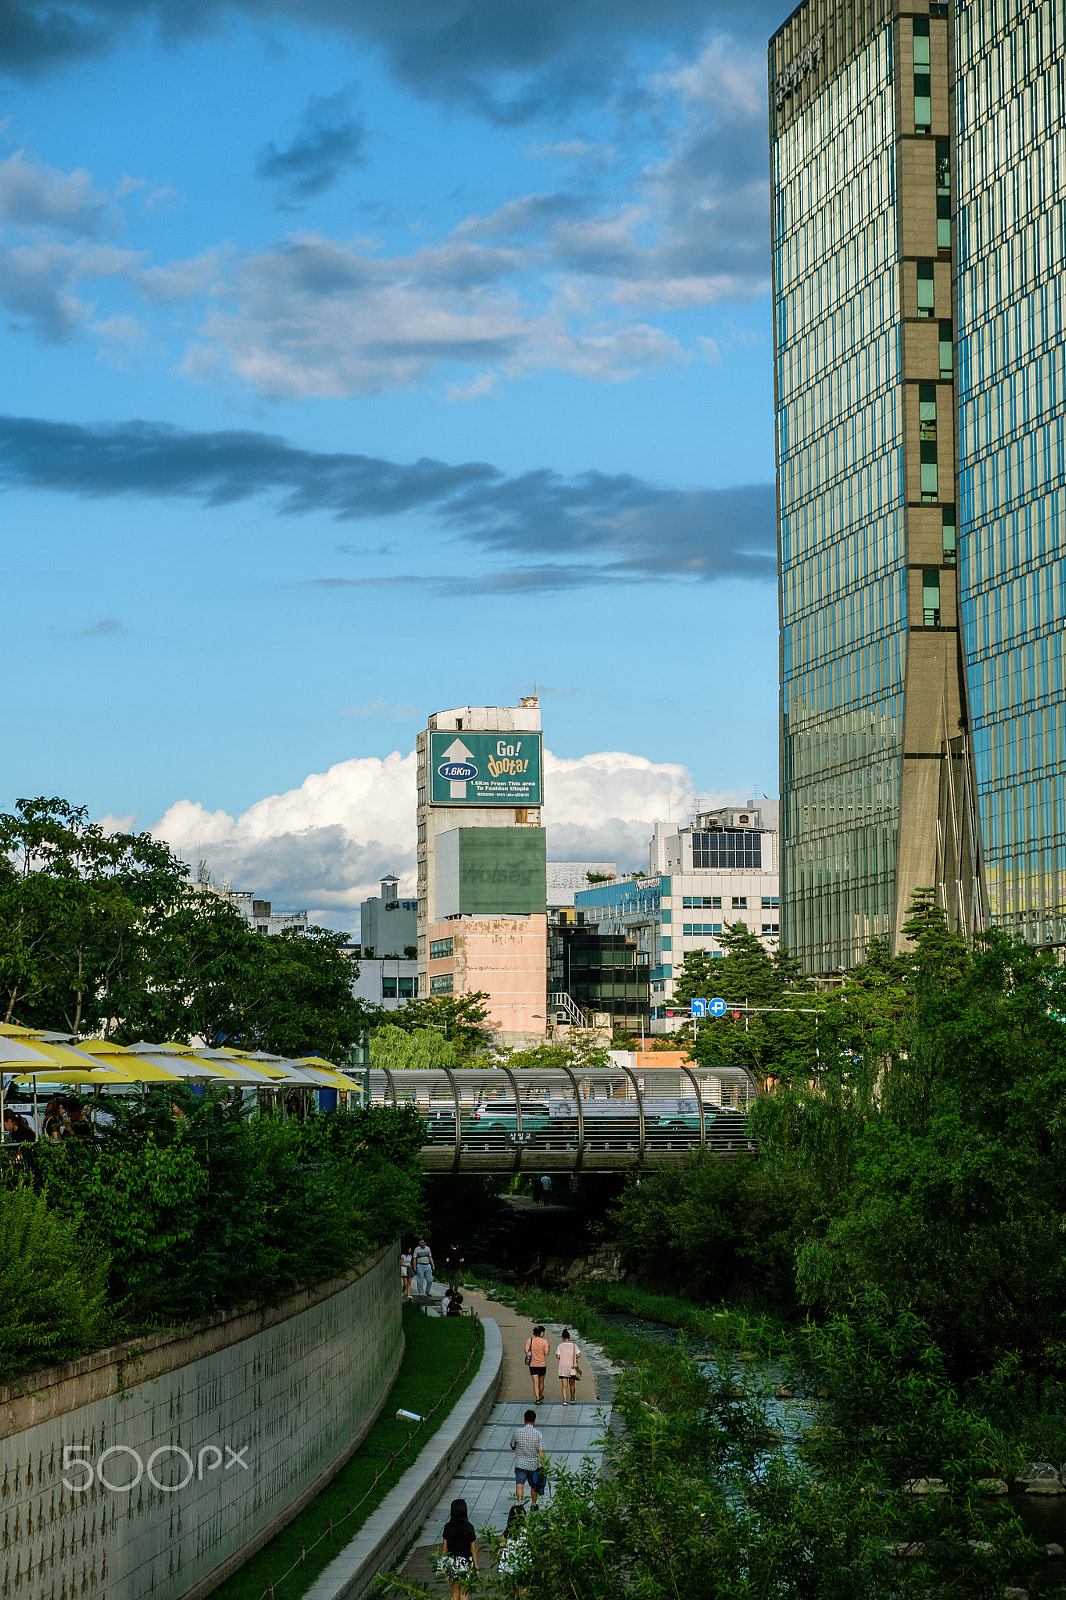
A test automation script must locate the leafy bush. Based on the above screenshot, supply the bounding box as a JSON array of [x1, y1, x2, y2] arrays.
[[15, 1102, 423, 1353], [0, 1186, 112, 1380]]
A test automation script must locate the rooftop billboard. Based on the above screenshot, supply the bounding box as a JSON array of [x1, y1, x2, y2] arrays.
[[429, 730, 543, 807]]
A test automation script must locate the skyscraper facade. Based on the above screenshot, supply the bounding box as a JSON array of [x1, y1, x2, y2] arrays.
[[770, 0, 1064, 970]]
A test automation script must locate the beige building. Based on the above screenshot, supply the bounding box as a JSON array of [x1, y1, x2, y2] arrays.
[[416, 698, 547, 1045]]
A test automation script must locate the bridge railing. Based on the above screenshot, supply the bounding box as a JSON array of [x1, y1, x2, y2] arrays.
[[366, 1064, 757, 1171]]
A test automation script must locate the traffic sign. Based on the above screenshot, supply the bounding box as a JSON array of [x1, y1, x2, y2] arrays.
[[690, 998, 707, 1018], [709, 997, 728, 1017]]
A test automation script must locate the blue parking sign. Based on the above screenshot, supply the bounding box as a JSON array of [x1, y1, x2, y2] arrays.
[[690, 998, 707, 1018], [709, 997, 728, 1017]]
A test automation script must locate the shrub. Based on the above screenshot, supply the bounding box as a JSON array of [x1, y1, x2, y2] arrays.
[[0, 1186, 112, 1380]]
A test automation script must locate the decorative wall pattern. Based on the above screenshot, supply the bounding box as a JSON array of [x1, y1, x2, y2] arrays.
[[0, 1244, 401, 1600]]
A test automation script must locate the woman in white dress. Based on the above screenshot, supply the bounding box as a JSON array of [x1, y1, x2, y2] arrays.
[[555, 1327, 581, 1405]]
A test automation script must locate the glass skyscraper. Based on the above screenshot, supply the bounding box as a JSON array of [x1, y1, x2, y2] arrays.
[[770, 0, 1062, 971]]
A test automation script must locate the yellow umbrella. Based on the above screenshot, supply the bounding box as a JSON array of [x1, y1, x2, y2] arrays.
[[78, 1037, 134, 1056], [12, 1065, 143, 1086], [294, 1060, 363, 1092]]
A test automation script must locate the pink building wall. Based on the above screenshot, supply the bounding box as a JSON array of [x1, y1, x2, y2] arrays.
[[428, 915, 547, 1042]]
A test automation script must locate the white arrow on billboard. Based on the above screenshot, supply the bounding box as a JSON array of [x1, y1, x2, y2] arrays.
[[441, 737, 475, 799]]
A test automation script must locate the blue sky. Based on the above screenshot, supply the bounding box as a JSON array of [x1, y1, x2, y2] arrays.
[[1, 0, 784, 919]]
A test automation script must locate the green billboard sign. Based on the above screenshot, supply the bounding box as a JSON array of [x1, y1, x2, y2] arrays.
[[429, 730, 543, 807]]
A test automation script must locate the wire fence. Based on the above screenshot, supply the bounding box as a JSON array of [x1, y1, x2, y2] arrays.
[[258, 1312, 483, 1600]]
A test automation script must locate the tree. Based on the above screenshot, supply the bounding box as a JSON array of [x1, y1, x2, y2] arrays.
[[383, 992, 491, 1060], [0, 797, 186, 1033], [131, 904, 373, 1058]]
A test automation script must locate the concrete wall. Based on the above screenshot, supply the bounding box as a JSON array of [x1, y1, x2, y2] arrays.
[[0, 1244, 402, 1600], [428, 915, 547, 1044]]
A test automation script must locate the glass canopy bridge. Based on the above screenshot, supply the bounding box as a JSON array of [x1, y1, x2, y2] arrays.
[[365, 1064, 758, 1173]]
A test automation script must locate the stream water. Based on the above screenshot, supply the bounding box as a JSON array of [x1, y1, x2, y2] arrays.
[[596, 1308, 1066, 1570]]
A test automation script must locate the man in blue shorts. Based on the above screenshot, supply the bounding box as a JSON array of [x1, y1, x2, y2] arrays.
[[509, 1409, 546, 1505]]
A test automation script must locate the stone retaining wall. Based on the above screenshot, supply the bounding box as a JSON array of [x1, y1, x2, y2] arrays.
[[0, 1243, 402, 1600]]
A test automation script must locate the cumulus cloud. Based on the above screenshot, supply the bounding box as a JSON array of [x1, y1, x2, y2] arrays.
[[0, 238, 140, 341], [0, 149, 111, 233], [255, 89, 367, 200], [0, 413, 777, 585], [149, 746, 749, 921]]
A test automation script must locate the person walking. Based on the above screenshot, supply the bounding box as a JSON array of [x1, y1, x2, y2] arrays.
[[539, 1173, 552, 1204], [556, 1328, 582, 1406], [438, 1497, 479, 1600], [525, 1324, 549, 1403], [509, 1409, 546, 1506], [400, 1244, 414, 1301], [496, 1504, 532, 1595], [412, 1237, 435, 1298]]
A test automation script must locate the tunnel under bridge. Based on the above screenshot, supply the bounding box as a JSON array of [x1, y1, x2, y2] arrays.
[[365, 1063, 758, 1172]]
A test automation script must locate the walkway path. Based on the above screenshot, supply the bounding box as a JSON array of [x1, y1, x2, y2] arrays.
[[399, 1287, 612, 1589]]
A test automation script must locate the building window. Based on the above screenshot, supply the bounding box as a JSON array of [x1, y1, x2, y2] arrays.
[[399, 977, 414, 998], [660, 908, 672, 923], [916, 259, 934, 317], [692, 833, 761, 869], [761, 896, 780, 908], [939, 320, 953, 379], [913, 19, 930, 129], [382, 978, 397, 998], [919, 385, 938, 500], [430, 974, 454, 995], [942, 505, 957, 566], [682, 923, 723, 937], [661, 937, 672, 951], [731, 896, 748, 909], [936, 138, 951, 248], [923, 569, 941, 628], [761, 923, 781, 935], [429, 937, 454, 960]]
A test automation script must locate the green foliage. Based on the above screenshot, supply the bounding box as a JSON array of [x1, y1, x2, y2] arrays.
[[610, 1155, 815, 1312], [125, 902, 373, 1057], [0, 796, 186, 1034], [22, 1102, 423, 1337], [381, 991, 491, 1060], [459, 1333, 1026, 1600], [0, 1186, 113, 1380], [370, 1023, 459, 1071], [0, 795, 375, 1056]]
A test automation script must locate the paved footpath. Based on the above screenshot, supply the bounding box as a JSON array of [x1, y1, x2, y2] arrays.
[[398, 1286, 613, 1589]]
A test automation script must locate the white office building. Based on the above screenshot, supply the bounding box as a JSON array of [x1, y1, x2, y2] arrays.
[[574, 803, 780, 1031]]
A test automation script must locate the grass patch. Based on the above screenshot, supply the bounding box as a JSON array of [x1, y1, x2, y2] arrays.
[[212, 1307, 482, 1600]]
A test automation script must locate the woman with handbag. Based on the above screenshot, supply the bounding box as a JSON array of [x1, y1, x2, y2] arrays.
[[524, 1324, 549, 1403], [555, 1328, 582, 1406]]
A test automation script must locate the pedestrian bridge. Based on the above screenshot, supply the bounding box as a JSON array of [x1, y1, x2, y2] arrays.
[[365, 1064, 757, 1172]]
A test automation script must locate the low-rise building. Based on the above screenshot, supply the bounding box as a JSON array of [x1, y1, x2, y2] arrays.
[[348, 954, 418, 1011], [222, 890, 309, 937], [360, 875, 417, 958], [574, 802, 780, 1032], [546, 861, 616, 908]]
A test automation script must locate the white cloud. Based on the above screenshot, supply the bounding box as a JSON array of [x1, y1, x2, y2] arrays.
[[0, 237, 141, 340], [148, 747, 757, 925], [0, 150, 112, 234], [446, 371, 499, 403]]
